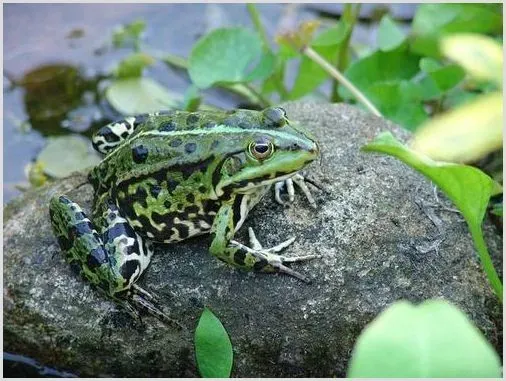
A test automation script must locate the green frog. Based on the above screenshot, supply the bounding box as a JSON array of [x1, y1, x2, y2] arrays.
[[49, 106, 320, 321]]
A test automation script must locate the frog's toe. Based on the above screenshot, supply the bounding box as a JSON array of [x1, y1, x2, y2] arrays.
[[247, 227, 295, 253], [274, 173, 318, 208], [128, 288, 184, 330]]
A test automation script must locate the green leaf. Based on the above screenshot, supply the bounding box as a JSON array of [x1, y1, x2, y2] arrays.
[[182, 85, 201, 112], [312, 22, 349, 47], [377, 15, 406, 52], [105, 78, 181, 115], [37, 135, 102, 178], [114, 53, 155, 79], [411, 4, 502, 58], [112, 19, 146, 49], [362, 132, 503, 300], [412, 92, 503, 163], [338, 47, 420, 100], [367, 81, 428, 130], [289, 45, 338, 100], [348, 300, 502, 377], [188, 27, 274, 89], [195, 308, 233, 378], [441, 34, 503, 88], [417, 63, 466, 101], [419, 57, 442, 73]]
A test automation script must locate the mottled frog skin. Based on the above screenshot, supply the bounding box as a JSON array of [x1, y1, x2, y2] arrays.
[[49, 107, 320, 321]]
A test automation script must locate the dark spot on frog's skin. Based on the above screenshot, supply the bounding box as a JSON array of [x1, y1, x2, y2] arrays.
[[186, 113, 200, 125], [132, 186, 149, 209], [132, 114, 149, 127], [121, 131, 129, 139], [57, 234, 72, 252], [150, 184, 162, 198], [167, 179, 179, 193], [87, 247, 108, 269], [99, 126, 121, 142], [152, 211, 169, 226], [108, 212, 116, 221], [164, 200, 172, 209], [202, 122, 216, 129], [175, 223, 190, 239], [170, 138, 182, 147], [198, 185, 207, 193], [72, 221, 94, 237], [233, 250, 246, 266], [238, 121, 252, 129], [103, 222, 136, 245], [177, 203, 184, 210], [185, 205, 199, 215], [73, 211, 86, 221], [120, 260, 140, 280], [159, 120, 176, 132], [253, 257, 269, 271], [185, 142, 197, 154], [59, 196, 72, 205], [132, 145, 149, 163], [186, 193, 195, 203]]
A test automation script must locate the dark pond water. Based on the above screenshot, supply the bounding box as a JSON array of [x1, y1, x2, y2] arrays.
[[3, 3, 416, 377]]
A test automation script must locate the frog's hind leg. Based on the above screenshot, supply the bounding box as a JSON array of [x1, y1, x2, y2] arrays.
[[49, 195, 173, 324]]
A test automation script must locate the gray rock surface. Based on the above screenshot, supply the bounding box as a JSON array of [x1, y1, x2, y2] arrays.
[[4, 102, 502, 377]]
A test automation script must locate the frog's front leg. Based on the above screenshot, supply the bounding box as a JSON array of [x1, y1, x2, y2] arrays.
[[209, 201, 319, 282], [49, 195, 171, 323]]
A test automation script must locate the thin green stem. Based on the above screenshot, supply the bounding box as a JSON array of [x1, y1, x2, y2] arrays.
[[469, 223, 503, 302], [247, 3, 270, 50], [247, 3, 289, 100], [331, 3, 361, 103], [304, 46, 382, 117]]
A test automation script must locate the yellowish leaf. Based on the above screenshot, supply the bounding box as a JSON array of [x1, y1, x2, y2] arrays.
[[441, 34, 503, 88], [411, 92, 503, 163]]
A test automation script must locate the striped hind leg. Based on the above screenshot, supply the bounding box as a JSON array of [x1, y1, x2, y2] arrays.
[[49, 195, 173, 323]]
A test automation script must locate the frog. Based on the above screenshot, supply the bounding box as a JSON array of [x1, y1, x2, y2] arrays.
[[49, 106, 320, 322]]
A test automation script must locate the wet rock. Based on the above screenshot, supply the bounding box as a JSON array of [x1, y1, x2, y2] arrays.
[[4, 102, 502, 377]]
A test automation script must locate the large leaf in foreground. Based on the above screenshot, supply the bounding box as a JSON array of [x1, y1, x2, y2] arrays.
[[348, 300, 501, 377], [195, 308, 233, 378]]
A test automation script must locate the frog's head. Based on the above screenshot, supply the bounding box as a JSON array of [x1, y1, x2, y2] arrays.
[[215, 107, 320, 197]]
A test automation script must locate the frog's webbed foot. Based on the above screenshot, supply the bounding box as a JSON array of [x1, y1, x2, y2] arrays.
[[120, 285, 184, 330], [230, 227, 320, 282], [274, 173, 322, 208]]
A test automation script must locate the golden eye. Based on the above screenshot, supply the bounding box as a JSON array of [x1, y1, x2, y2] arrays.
[[249, 138, 274, 160]]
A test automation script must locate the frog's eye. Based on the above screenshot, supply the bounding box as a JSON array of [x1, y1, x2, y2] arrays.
[[263, 107, 287, 127], [249, 138, 274, 160]]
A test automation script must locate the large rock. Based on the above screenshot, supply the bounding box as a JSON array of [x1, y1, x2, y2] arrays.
[[4, 102, 502, 377]]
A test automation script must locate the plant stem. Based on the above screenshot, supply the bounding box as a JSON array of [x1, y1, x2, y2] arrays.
[[469, 223, 503, 302], [304, 46, 382, 117], [247, 3, 289, 100], [245, 83, 272, 107], [331, 3, 361, 103], [247, 3, 270, 50]]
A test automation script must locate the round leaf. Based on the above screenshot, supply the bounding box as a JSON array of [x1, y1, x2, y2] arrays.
[[348, 300, 501, 378], [195, 308, 233, 378], [377, 15, 406, 52], [37, 135, 102, 178], [105, 78, 181, 115], [188, 27, 272, 89]]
